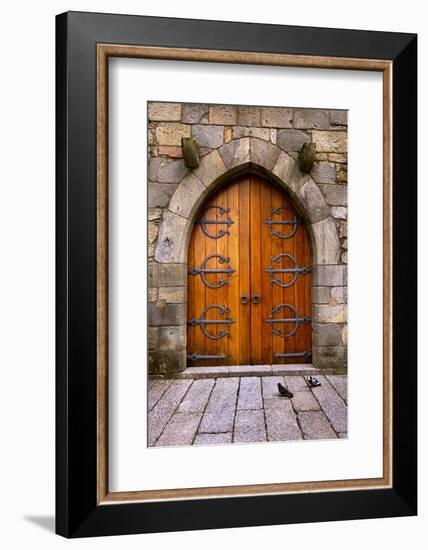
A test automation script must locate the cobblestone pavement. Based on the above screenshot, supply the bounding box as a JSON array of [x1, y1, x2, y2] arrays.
[[148, 375, 347, 447]]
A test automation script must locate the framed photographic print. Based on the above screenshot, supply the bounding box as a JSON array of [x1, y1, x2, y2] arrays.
[[56, 11, 417, 538]]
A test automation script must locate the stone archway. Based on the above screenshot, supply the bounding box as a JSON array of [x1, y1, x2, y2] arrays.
[[150, 137, 346, 374]]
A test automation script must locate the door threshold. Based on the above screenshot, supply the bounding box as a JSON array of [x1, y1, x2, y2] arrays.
[[155, 363, 326, 380]]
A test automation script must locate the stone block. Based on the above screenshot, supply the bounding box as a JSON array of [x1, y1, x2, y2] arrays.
[[218, 137, 250, 169], [312, 347, 346, 370], [199, 377, 239, 433], [329, 110, 348, 126], [342, 325, 347, 346], [209, 105, 237, 125], [264, 398, 302, 441], [148, 379, 173, 411], [155, 123, 191, 146], [312, 286, 331, 304], [261, 107, 293, 128], [277, 129, 311, 152], [192, 124, 224, 148], [312, 131, 347, 153], [283, 376, 309, 393], [314, 304, 347, 323], [319, 184, 347, 206], [148, 183, 178, 208], [328, 153, 347, 163], [182, 103, 209, 123], [293, 109, 329, 129], [234, 409, 266, 443], [331, 286, 347, 304], [149, 325, 186, 351], [149, 208, 163, 221], [148, 102, 181, 121], [148, 303, 186, 326], [298, 411, 337, 439], [250, 138, 280, 171], [148, 157, 188, 183], [148, 350, 187, 375], [326, 375, 348, 402], [178, 379, 215, 413], [331, 206, 347, 220], [155, 412, 202, 447], [297, 178, 330, 223], [338, 220, 347, 238], [311, 217, 341, 265], [148, 287, 158, 303], [192, 150, 226, 187], [312, 265, 346, 287], [168, 173, 208, 220], [158, 286, 186, 304], [336, 164, 348, 183], [272, 152, 296, 186], [237, 106, 261, 126], [150, 263, 187, 287], [313, 323, 342, 346], [270, 129, 277, 144], [232, 126, 270, 141], [237, 377, 262, 410], [147, 379, 192, 443], [194, 432, 232, 445], [310, 376, 347, 431], [291, 391, 320, 412], [311, 161, 336, 183], [158, 146, 183, 158], [155, 211, 191, 263], [224, 127, 232, 143], [148, 221, 159, 244]]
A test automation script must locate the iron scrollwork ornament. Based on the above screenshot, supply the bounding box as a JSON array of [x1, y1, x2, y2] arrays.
[[197, 205, 234, 239], [265, 253, 311, 288], [266, 303, 311, 338], [188, 254, 235, 289], [188, 305, 235, 340], [264, 206, 299, 239]]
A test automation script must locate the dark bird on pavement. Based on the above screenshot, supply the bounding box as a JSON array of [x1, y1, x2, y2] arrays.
[[277, 382, 293, 398]]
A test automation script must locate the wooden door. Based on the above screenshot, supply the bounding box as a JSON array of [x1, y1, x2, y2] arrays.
[[187, 173, 312, 367]]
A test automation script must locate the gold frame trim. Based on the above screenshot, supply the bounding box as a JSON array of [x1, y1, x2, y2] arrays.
[[96, 44, 393, 505]]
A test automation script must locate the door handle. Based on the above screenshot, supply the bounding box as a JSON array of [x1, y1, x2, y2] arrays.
[[252, 294, 261, 305], [240, 294, 249, 305]]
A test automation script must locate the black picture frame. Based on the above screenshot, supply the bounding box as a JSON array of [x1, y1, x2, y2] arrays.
[[56, 11, 417, 538]]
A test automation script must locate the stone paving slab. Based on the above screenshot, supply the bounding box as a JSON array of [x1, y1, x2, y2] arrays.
[[148, 375, 347, 446], [148, 379, 192, 446], [156, 412, 202, 447], [199, 377, 239, 433], [264, 398, 302, 441], [237, 377, 263, 410], [177, 378, 215, 413], [326, 375, 348, 403], [194, 432, 233, 445], [298, 411, 337, 440], [291, 390, 320, 412], [310, 376, 348, 433], [234, 409, 266, 443], [148, 379, 173, 411]]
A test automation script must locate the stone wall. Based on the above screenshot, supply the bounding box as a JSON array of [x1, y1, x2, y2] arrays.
[[148, 102, 348, 374]]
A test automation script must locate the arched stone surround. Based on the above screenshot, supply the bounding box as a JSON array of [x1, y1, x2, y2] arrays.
[[149, 137, 347, 374]]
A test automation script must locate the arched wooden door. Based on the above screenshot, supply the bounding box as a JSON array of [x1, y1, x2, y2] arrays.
[[187, 173, 312, 367]]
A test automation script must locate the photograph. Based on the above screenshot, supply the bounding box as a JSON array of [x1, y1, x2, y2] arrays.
[[147, 101, 348, 447]]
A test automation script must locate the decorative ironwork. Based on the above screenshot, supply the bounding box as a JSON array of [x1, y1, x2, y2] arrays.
[[274, 351, 312, 359], [197, 205, 234, 239], [188, 305, 235, 340], [188, 254, 235, 288], [252, 294, 261, 305], [264, 206, 299, 239], [265, 253, 311, 288], [240, 294, 249, 305], [187, 354, 226, 361], [266, 303, 311, 338]]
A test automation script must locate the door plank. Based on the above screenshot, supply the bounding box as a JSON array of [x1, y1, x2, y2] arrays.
[[250, 175, 262, 364], [260, 179, 273, 364], [239, 176, 251, 365], [227, 180, 240, 365]]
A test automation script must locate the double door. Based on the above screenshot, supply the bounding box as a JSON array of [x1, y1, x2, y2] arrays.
[[187, 173, 312, 366]]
